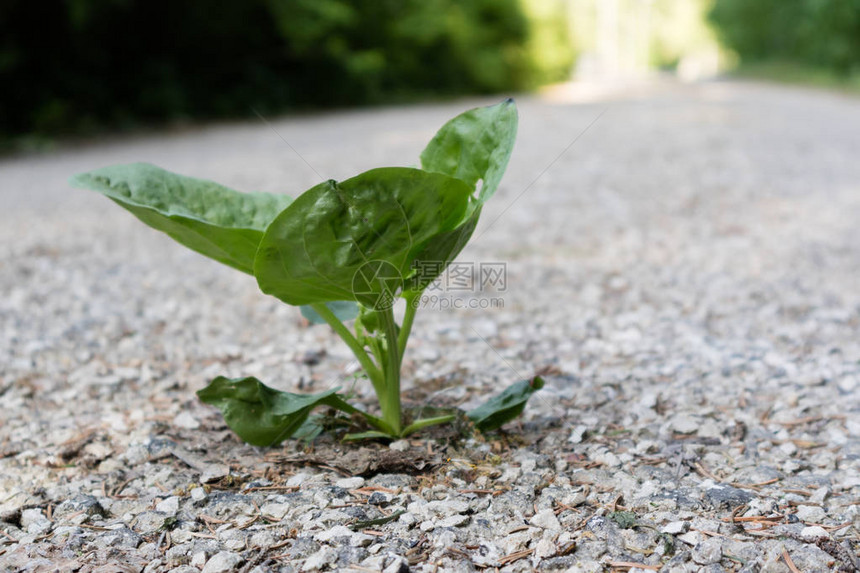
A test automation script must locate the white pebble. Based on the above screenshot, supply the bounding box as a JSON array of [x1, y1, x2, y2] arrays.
[[529, 508, 561, 531]]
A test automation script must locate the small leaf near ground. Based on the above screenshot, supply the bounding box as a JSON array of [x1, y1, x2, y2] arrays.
[[349, 509, 406, 530], [610, 511, 638, 529], [197, 376, 346, 447], [466, 376, 545, 433]]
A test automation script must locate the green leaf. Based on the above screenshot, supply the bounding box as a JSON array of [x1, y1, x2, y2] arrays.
[[342, 430, 393, 441], [70, 163, 292, 274], [197, 376, 346, 447], [401, 415, 457, 437], [355, 304, 382, 335], [348, 509, 406, 530], [609, 511, 638, 529], [405, 100, 518, 294], [404, 207, 481, 294], [466, 376, 545, 433], [254, 167, 471, 306], [420, 99, 518, 204], [300, 301, 359, 325], [292, 414, 327, 444]]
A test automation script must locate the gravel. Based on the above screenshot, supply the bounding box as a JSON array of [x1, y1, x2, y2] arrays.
[[1, 78, 859, 572]]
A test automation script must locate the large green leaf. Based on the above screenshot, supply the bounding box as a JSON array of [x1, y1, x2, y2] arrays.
[[404, 207, 481, 294], [420, 99, 518, 204], [254, 167, 472, 306], [466, 376, 544, 433], [197, 376, 342, 446], [407, 100, 518, 294], [70, 163, 292, 274]]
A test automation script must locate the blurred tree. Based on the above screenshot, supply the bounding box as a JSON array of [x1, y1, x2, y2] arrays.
[[709, 0, 860, 75], [520, 0, 575, 84], [803, 0, 860, 74], [1, 0, 297, 136], [264, 0, 536, 101], [0, 0, 573, 142]]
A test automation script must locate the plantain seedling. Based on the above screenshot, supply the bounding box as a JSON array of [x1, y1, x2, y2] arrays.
[[70, 100, 543, 445]]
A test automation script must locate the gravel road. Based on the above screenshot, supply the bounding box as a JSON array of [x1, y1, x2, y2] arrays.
[[1, 79, 859, 572]]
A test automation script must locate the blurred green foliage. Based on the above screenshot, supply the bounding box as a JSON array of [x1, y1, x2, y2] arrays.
[[0, 0, 572, 142], [709, 0, 860, 75]]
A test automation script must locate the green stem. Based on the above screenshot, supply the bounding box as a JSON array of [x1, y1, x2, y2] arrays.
[[309, 303, 383, 388], [398, 292, 419, 360], [379, 306, 402, 435], [365, 335, 390, 407], [322, 395, 396, 435]]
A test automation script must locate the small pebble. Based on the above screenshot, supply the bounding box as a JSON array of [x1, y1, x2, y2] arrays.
[[795, 505, 827, 524], [201, 551, 243, 573], [662, 521, 689, 535], [529, 509, 562, 531], [335, 477, 365, 489]]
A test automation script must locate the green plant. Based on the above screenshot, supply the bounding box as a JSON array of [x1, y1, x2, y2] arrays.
[[70, 100, 544, 444]]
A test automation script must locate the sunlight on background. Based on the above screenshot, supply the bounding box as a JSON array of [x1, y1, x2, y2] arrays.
[[548, 0, 726, 81]]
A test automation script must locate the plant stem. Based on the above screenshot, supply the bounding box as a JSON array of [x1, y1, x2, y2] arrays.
[[398, 293, 419, 360], [378, 306, 402, 435], [309, 303, 383, 389], [323, 394, 396, 435]]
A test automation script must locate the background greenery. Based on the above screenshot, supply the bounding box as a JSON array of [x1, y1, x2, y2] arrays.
[[709, 0, 860, 77], [3, 0, 859, 144], [0, 0, 571, 142]]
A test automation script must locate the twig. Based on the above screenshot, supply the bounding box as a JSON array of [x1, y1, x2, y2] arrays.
[[189, 532, 218, 539], [236, 515, 259, 530], [694, 462, 721, 482], [822, 522, 852, 531], [731, 478, 780, 489], [746, 530, 777, 538], [782, 550, 802, 573], [554, 501, 581, 515], [200, 515, 229, 525], [779, 414, 845, 427], [726, 515, 784, 523], [110, 472, 142, 497], [506, 525, 530, 535], [607, 561, 661, 570], [692, 528, 725, 538], [351, 486, 398, 494], [498, 548, 534, 565], [445, 546, 472, 560], [243, 485, 300, 493], [458, 488, 507, 496]]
